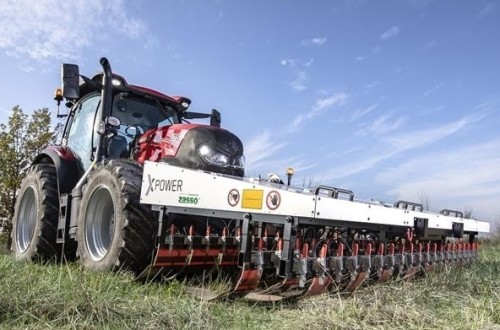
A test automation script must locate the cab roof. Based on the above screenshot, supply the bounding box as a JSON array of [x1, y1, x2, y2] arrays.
[[79, 73, 191, 110]]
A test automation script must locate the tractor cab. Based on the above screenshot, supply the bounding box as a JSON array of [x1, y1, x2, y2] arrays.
[[55, 63, 229, 174]]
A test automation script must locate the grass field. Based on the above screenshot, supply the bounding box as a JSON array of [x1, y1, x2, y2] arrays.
[[0, 241, 498, 329]]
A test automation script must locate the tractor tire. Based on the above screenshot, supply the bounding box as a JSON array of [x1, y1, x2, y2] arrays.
[[76, 159, 155, 273], [11, 163, 59, 261]]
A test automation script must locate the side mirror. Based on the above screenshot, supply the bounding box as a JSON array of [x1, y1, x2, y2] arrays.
[[61, 63, 80, 99], [181, 109, 221, 127], [106, 116, 121, 127], [210, 109, 221, 127]]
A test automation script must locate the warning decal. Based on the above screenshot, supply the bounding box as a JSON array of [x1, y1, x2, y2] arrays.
[[266, 190, 281, 210], [227, 189, 240, 207]]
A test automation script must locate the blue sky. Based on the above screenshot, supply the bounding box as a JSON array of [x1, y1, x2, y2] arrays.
[[1, 0, 499, 222]]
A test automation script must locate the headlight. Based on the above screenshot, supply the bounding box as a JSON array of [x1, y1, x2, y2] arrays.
[[111, 78, 123, 87], [198, 145, 229, 167], [198, 145, 245, 169], [233, 155, 245, 168]]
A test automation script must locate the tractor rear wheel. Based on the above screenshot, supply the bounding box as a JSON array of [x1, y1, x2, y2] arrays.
[[76, 160, 155, 273], [11, 163, 59, 261]]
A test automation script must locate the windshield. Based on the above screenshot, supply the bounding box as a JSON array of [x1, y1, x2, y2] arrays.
[[111, 92, 179, 133]]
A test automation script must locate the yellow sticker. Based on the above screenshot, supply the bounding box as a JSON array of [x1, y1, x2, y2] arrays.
[[242, 189, 264, 209]]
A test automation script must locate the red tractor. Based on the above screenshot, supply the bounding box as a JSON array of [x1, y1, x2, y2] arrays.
[[11, 58, 244, 273]]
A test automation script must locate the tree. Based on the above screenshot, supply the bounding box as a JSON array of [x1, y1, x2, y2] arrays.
[[491, 216, 500, 244], [462, 207, 473, 219], [417, 190, 431, 211], [0, 106, 56, 235]]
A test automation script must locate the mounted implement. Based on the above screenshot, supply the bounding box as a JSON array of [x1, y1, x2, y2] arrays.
[[140, 162, 489, 301], [11, 58, 490, 302]]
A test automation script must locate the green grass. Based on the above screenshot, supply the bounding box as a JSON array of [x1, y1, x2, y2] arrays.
[[0, 245, 498, 329], [0, 234, 9, 255]]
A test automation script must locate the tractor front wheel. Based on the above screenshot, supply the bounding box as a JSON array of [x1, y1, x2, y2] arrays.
[[11, 163, 59, 261], [76, 160, 155, 273]]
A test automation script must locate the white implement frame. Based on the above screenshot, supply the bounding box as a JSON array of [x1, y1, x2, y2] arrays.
[[140, 161, 490, 235]]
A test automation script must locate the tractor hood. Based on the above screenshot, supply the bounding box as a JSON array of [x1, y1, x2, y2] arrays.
[[136, 124, 245, 177]]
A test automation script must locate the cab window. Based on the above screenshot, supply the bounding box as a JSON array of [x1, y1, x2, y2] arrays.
[[65, 93, 100, 171], [111, 93, 179, 134], [110, 93, 179, 151]]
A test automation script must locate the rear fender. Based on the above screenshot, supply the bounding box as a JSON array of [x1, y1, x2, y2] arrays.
[[33, 146, 81, 194]]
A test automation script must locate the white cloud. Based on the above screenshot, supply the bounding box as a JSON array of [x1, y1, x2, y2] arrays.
[[372, 45, 383, 54], [470, 100, 498, 117], [376, 138, 500, 219], [280, 58, 314, 68], [328, 146, 363, 158], [107, 2, 147, 38], [290, 114, 305, 130], [321, 115, 480, 181], [289, 92, 349, 130], [477, 3, 495, 18], [289, 71, 308, 91], [244, 130, 287, 170], [250, 156, 318, 178], [19, 66, 36, 73], [280, 58, 299, 67], [322, 150, 398, 181], [303, 58, 315, 67], [422, 40, 436, 52], [349, 103, 378, 122], [0, 0, 150, 61], [380, 26, 400, 40], [356, 114, 406, 137], [422, 82, 444, 98], [301, 37, 327, 46], [420, 104, 447, 116], [312, 93, 349, 112], [364, 81, 379, 90], [280, 58, 315, 91], [382, 115, 479, 150]]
